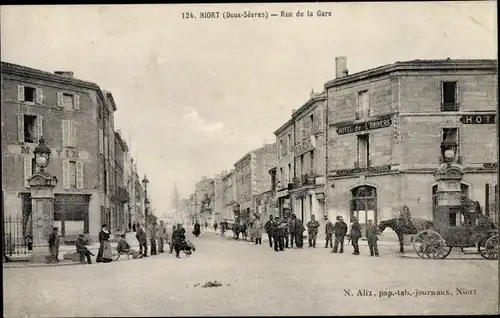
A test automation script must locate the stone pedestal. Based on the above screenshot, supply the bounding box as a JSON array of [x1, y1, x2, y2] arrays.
[[28, 172, 58, 264]]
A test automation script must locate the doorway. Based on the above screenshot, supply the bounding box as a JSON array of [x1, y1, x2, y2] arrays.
[[350, 186, 377, 237]]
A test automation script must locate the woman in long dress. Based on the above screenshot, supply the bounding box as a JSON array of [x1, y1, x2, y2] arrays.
[[96, 224, 113, 263]]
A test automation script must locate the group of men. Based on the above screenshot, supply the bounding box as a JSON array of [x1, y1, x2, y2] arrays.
[[134, 222, 190, 258], [260, 214, 380, 256]]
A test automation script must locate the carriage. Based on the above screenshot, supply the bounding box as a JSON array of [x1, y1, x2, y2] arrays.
[[412, 199, 498, 259]]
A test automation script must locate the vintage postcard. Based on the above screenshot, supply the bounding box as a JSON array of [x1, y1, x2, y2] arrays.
[[1, 2, 498, 317]]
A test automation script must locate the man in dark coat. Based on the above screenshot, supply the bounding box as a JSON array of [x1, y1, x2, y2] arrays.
[[172, 223, 186, 258], [75, 234, 93, 264], [264, 215, 274, 248], [193, 221, 201, 237], [306, 215, 320, 248], [48, 227, 60, 262], [332, 216, 348, 253], [366, 219, 380, 257], [135, 223, 148, 257], [271, 216, 282, 252], [324, 216, 334, 248], [349, 216, 362, 255]]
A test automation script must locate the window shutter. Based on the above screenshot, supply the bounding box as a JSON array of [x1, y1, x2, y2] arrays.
[[62, 120, 70, 147], [57, 92, 64, 108], [36, 88, 43, 104], [76, 161, 84, 189], [74, 95, 80, 110], [63, 159, 70, 189], [18, 113, 25, 142], [71, 121, 77, 147], [24, 156, 32, 188], [36, 115, 43, 142], [18, 85, 25, 101], [99, 128, 104, 154]]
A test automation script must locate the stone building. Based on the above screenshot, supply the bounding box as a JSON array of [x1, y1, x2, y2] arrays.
[[326, 57, 498, 233], [273, 118, 294, 218], [111, 130, 129, 232], [194, 176, 214, 224], [1, 62, 112, 242], [233, 142, 277, 223], [211, 172, 226, 224], [221, 169, 237, 222], [290, 91, 327, 227]]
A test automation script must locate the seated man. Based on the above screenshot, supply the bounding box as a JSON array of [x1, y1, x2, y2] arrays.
[[117, 234, 141, 259], [75, 234, 94, 264]]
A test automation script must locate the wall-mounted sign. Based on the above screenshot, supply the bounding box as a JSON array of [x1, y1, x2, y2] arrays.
[[293, 135, 316, 156], [459, 114, 496, 124], [8, 144, 89, 160], [336, 117, 392, 135], [332, 165, 392, 177], [483, 163, 497, 169]]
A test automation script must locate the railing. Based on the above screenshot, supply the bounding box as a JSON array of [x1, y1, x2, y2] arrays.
[[3, 214, 32, 259]]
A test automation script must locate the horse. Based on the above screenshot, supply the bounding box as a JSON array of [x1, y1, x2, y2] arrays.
[[378, 217, 433, 253]]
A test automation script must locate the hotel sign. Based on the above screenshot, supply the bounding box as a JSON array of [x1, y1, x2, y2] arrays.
[[332, 165, 392, 177], [293, 136, 316, 157], [459, 114, 496, 124], [336, 117, 392, 135]]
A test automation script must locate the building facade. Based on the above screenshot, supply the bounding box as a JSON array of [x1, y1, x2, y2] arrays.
[[111, 130, 129, 232], [273, 119, 294, 218], [221, 169, 237, 222], [1, 62, 107, 242], [234, 142, 277, 223], [326, 58, 498, 234], [290, 91, 327, 228], [193, 176, 214, 224], [211, 172, 225, 224]]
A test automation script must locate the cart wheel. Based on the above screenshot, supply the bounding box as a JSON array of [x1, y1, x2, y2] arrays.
[[112, 248, 121, 261], [413, 230, 447, 259], [479, 235, 498, 260]]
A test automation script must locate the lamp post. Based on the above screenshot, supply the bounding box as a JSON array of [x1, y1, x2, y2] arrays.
[[142, 174, 149, 224], [28, 137, 58, 263]]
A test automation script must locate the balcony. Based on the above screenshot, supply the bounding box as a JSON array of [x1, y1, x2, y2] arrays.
[[292, 174, 316, 189]]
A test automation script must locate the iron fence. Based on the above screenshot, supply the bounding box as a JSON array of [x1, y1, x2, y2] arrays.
[[3, 214, 32, 258]]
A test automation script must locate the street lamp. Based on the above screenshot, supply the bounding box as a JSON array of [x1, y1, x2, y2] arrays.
[[142, 175, 149, 223], [33, 136, 51, 172]]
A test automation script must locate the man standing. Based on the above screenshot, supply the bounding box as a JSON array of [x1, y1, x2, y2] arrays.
[[75, 234, 93, 264], [282, 216, 290, 248], [136, 223, 148, 257], [172, 224, 185, 258], [366, 219, 380, 257], [306, 215, 320, 248], [271, 216, 281, 252], [252, 216, 263, 245], [264, 215, 274, 248], [324, 216, 334, 248], [332, 216, 348, 253], [349, 216, 362, 255], [149, 223, 158, 256], [158, 221, 167, 253], [167, 224, 176, 254], [48, 226, 60, 262]]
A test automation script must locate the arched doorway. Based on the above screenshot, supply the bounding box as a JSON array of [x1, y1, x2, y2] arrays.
[[350, 186, 377, 236], [432, 183, 469, 226]]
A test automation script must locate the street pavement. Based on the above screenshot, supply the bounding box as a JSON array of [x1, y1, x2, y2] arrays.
[[3, 229, 498, 317]]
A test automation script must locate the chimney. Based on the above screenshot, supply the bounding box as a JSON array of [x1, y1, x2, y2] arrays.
[[54, 71, 74, 78], [335, 56, 348, 78]]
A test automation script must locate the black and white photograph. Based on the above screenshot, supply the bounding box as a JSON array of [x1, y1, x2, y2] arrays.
[[1, 2, 498, 316]]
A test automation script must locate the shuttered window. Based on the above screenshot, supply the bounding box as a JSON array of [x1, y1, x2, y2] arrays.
[[36, 88, 43, 104], [63, 160, 70, 189], [76, 161, 84, 189], [24, 156, 32, 188], [57, 92, 64, 108], [62, 120, 77, 147], [74, 95, 80, 110]]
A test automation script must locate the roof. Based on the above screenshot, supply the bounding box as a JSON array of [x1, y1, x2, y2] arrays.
[[325, 58, 498, 88], [1, 61, 109, 107]]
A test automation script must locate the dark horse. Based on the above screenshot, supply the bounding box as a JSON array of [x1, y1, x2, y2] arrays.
[[378, 218, 433, 253]]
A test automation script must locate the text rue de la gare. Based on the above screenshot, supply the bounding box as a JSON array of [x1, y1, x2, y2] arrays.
[[182, 10, 332, 20]]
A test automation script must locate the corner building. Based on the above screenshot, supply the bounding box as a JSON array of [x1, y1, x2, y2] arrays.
[[326, 58, 498, 233]]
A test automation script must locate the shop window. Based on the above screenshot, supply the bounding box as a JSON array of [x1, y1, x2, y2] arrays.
[[441, 81, 458, 111], [357, 134, 370, 168]]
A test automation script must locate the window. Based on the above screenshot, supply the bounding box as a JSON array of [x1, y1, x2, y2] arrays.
[[441, 128, 460, 163], [69, 161, 77, 188], [288, 163, 292, 183], [310, 114, 314, 135], [357, 134, 370, 168], [62, 120, 77, 147], [357, 91, 370, 119], [63, 94, 74, 108], [58, 92, 80, 110], [300, 154, 304, 176], [279, 167, 283, 183], [287, 133, 292, 151], [24, 87, 36, 102], [310, 150, 314, 174], [279, 140, 283, 158], [23, 115, 37, 143], [442, 82, 458, 111]]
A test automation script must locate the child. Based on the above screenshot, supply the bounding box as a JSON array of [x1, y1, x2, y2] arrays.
[[117, 234, 141, 259]]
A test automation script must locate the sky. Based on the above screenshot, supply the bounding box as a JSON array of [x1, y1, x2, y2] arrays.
[[1, 2, 497, 217]]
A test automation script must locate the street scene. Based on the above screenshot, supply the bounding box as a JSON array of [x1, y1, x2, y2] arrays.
[[1, 2, 499, 317]]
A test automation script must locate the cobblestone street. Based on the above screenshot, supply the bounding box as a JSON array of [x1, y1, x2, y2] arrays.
[[3, 232, 498, 317]]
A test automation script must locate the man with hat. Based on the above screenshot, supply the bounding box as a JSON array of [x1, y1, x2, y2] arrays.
[[349, 216, 362, 255], [366, 219, 380, 257], [306, 215, 320, 248], [332, 215, 348, 253], [324, 216, 335, 248], [48, 226, 60, 262], [271, 216, 283, 252], [264, 215, 274, 248]]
